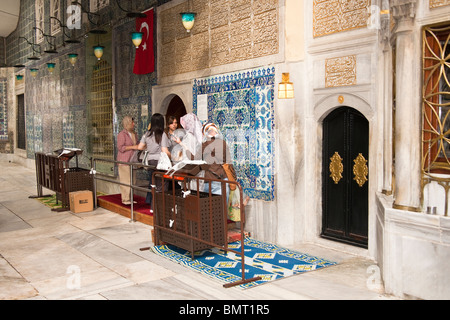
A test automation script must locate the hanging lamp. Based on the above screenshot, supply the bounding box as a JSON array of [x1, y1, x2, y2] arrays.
[[68, 53, 78, 66], [180, 12, 196, 32], [278, 73, 294, 99], [180, 0, 196, 32], [47, 62, 56, 74], [93, 45, 104, 60], [131, 32, 143, 48], [30, 68, 39, 77]]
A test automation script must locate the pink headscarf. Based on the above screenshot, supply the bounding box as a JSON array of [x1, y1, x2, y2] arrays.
[[180, 113, 202, 144]]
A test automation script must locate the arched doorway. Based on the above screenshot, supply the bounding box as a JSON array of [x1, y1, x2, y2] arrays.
[[322, 106, 369, 248], [165, 95, 187, 129]]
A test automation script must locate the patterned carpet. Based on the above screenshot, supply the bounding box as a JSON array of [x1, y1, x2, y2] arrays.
[[152, 237, 337, 289], [35, 194, 63, 210]]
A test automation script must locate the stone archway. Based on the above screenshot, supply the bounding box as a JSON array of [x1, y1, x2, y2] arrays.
[[165, 95, 187, 129]]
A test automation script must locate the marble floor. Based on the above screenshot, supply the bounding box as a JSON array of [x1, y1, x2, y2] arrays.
[[0, 158, 398, 301]]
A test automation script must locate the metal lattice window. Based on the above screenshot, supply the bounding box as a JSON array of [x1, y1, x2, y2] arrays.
[[422, 24, 450, 216], [90, 60, 113, 160], [422, 24, 450, 174]]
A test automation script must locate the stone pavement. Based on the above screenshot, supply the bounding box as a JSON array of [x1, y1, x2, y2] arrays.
[[0, 158, 399, 301]]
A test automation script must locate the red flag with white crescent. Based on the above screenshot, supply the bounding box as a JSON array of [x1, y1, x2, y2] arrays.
[[133, 8, 154, 75]]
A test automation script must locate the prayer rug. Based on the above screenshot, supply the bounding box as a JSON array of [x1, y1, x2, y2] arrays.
[[35, 194, 63, 210], [97, 193, 151, 216], [152, 237, 337, 289]]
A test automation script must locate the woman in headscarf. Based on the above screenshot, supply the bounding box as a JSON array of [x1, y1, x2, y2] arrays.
[[200, 122, 232, 196], [116, 116, 139, 205], [201, 122, 249, 221], [172, 113, 203, 161]]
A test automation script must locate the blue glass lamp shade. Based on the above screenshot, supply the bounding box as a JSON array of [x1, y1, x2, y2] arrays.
[[131, 32, 143, 48], [180, 12, 196, 32], [68, 53, 78, 66], [93, 46, 104, 60], [30, 68, 38, 77], [47, 63, 56, 74]]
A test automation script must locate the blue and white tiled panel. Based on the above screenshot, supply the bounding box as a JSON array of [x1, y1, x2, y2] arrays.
[[193, 67, 275, 201], [117, 104, 150, 141], [26, 113, 43, 158], [63, 112, 75, 149]]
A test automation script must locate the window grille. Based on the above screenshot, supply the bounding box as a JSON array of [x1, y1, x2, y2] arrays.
[[90, 60, 113, 161], [422, 24, 450, 216]]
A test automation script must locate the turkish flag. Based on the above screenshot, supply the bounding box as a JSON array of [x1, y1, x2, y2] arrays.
[[133, 8, 154, 75]]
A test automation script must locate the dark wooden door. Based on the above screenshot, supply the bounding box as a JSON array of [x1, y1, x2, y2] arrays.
[[322, 107, 369, 248]]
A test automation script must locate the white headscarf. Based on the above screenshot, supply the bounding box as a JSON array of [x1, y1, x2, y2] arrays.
[[180, 113, 202, 144]]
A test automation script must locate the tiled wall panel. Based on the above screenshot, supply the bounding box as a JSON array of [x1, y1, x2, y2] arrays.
[[193, 67, 276, 201]]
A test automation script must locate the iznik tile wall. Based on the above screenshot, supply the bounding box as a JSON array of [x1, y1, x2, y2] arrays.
[[5, 0, 159, 167], [193, 66, 275, 201]]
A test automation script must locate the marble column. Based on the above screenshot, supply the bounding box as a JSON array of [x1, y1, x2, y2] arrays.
[[390, 0, 421, 211], [380, 5, 393, 195]]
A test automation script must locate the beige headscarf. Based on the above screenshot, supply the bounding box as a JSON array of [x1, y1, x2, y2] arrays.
[[122, 116, 134, 132]]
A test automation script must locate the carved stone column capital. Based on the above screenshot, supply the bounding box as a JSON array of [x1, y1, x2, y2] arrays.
[[390, 0, 417, 22]]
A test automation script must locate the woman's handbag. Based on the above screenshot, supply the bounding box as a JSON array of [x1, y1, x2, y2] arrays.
[[129, 150, 140, 163], [156, 152, 172, 170]]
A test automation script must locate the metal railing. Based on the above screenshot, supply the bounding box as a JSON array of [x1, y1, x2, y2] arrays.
[[91, 157, 260, 288], [91, 157, 155, 221], [150, 169, 260, 288], [30, 151, 92, 211]]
